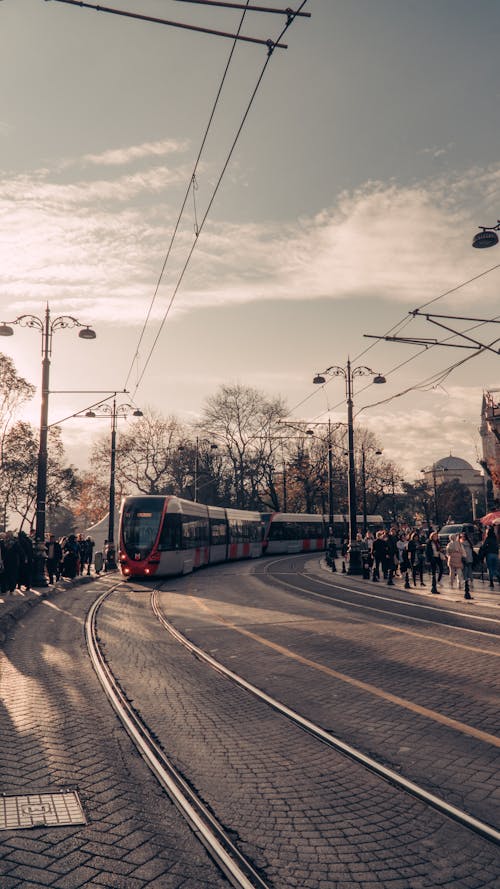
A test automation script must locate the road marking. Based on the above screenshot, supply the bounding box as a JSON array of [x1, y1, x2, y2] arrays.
[[195, 599, 500, 749]]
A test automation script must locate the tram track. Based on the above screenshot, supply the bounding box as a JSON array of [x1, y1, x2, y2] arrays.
[[262, 554, 500, 640], [149, 586, 500, 848], [85, 574, 500, 889], [85, 583, 272, 889]]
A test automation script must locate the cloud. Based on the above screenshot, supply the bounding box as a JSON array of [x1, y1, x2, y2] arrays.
[[1, 148, 500, 327], [80, 138, 189, 167]]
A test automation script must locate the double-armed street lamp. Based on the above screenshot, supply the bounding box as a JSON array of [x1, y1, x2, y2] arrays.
[[85, 397, 143, 567], [304, 420, 347, 535], [0, 305, 96, 580], [313, 359, 386, 574], [178, 437, 219, 502]]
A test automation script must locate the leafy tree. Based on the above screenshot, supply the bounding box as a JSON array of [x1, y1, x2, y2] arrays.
[[3, 422, 80, 531], [72, 471, 110, 528], [0, 354, 36, 526]]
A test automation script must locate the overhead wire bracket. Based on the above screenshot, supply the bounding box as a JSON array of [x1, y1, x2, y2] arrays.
[[45, 0, 290, 48]]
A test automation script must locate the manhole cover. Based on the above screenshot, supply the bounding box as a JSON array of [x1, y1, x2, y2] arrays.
[[0, 791, 86, 830]]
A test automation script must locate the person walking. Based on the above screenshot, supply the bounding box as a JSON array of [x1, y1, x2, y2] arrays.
[[82, 537, 95, 575], [17, 530, 34, 591], [61, 534, 79, 580], [371, 530, 387, 582], [459, 531, 474, 600], [386, 528, 399, 586], [2, 531, 23, 593], [45, 534, 63, 584], [446, 533, 466, 591], [408, 531, 426, 587], [481, 526, 499, 589], [426, 531, 444, 593]]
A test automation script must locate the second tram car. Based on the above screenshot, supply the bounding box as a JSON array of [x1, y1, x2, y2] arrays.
[[261, 512, 385, 554], [119, 495, 262, 578], [262, 512, 327, 554]]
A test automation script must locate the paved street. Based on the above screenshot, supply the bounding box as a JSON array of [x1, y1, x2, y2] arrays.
[[0, 560, 499, 888]]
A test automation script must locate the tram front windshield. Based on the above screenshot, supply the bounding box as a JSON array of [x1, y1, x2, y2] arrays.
[[121, 499, 164, 557]]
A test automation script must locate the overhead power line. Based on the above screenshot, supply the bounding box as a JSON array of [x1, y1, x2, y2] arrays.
[[128, 1, 309, 397], [45, 0, 291, 48]]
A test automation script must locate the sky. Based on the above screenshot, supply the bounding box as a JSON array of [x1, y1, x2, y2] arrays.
[[1, 0, 499, 484]]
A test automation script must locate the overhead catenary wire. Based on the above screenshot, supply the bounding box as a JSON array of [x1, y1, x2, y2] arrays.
[[129, 1, 309, 398], [123, 0, 254, 391], [289, 262, 500, 424]]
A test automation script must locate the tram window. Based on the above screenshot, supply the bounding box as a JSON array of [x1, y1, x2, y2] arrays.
[[210, 518, 227, 544], [122, 501, 163, 553], [182, 513, 209, 548], [159, 514, 182, 550]]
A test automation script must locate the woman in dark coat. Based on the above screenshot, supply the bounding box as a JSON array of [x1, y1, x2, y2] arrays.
[[2, 531, 23, 593]]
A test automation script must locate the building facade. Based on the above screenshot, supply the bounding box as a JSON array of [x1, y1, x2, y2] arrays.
[[480, 390, 500, 507]]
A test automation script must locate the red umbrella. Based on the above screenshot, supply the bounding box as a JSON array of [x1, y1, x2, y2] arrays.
[[479, 510, 500, 526]]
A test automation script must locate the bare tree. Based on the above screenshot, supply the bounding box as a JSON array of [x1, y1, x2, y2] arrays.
[[200, 384, 288, 509], [89, 408, 189, 497]]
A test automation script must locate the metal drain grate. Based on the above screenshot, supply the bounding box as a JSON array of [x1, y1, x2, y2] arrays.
[[0, 791, 86, 830]]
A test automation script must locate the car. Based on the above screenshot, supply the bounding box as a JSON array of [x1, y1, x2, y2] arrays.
[[438, 523, 481, 547]]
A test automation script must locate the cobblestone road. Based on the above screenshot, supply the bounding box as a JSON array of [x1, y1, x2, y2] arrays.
[[0, 578, 230, 889], [97, 566, 500, 889]]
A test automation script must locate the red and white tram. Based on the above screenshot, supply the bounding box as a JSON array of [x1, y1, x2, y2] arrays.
[[119, 495, 262, 578], [262, 512, 327, 555]]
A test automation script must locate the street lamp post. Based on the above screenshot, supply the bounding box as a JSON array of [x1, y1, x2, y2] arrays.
[[0, 305, 96, 584], [85, 398, 143, 568], [420, 463, 448, 527], [178, 437, 219, 502], [304, 419, 344, 535], [313, 359, 386, 574]]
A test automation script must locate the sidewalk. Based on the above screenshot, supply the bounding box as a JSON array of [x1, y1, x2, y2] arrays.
[[0, 573, 101, 645], [329, 560, 500, 607]]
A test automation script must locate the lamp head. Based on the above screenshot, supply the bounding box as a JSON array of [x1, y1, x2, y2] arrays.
[[78, 326, 96, 340], [472, 229, 499, 249], [0, 323, 14, 337], [313, 375, 326, 385], [85, 410, 96, 418], [132, 409, 143, 417], [373, 374, 386, 384]]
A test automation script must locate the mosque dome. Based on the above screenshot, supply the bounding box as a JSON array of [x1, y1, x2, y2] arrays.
[[433, 455, 474, 472]]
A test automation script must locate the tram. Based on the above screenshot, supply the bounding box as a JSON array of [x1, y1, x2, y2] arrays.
[[262, 512, 385, 554], [119, 495, 262, 578], [119, 495, 385, 578]]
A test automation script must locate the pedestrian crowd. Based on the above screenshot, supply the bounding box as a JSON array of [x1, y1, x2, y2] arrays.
[[345, 523, 500, 600], [0, 531, 96, 594]]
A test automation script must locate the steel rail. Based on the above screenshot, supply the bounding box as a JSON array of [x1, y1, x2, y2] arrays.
[[262, 554, 500, 633], [85, 585, 272, 889], [151, 589, 500, 847]]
